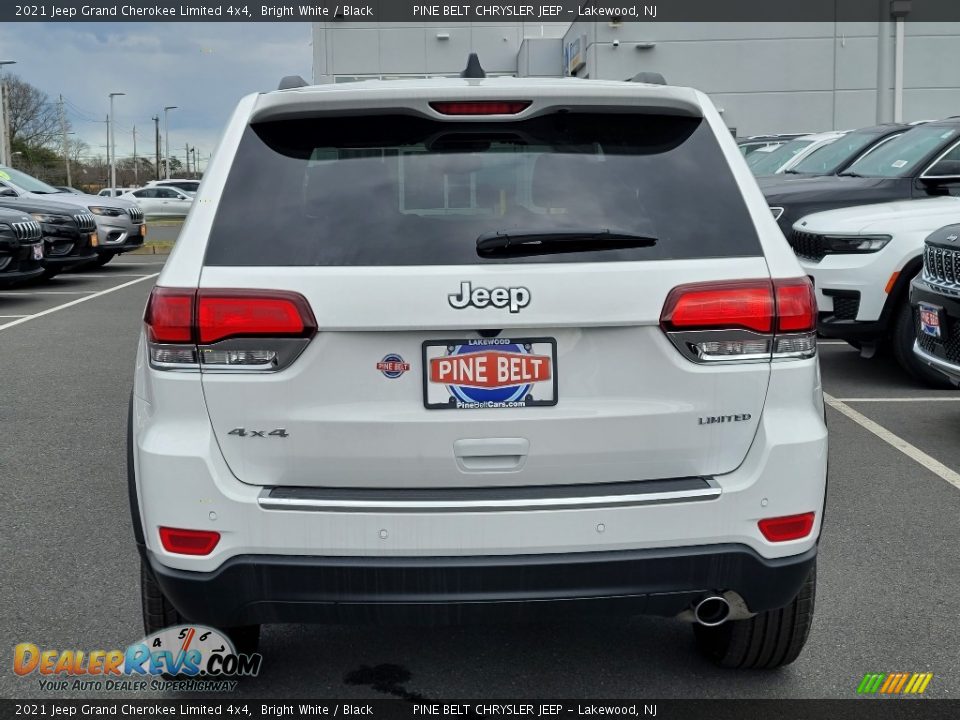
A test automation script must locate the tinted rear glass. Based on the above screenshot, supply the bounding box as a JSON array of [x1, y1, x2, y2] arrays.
[[205, 113, 761, 267]]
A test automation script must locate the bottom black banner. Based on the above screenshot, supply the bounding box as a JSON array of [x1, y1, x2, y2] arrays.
[[1, 700, 958, 720]]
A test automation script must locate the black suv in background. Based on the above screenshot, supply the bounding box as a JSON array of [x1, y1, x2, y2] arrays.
[[0, 208, 44, 286], [911, 223, 960, 386], [0, 197, 98, 278], [763, 119, 960, 234]]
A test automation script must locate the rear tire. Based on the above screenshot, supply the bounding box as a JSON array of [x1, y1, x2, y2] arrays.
[[693, 563, 816, 669], [140, 561, 261, 655], [890, 299, 955, 389]]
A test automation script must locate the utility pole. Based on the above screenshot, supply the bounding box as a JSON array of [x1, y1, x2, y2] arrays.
[[152, 115, 160, 180], [108, 92, 125, 192], [105, 114, 110, 184], [132, 125, 138, 185], [59, 94, 71, 186], [163, 105, 177, 179], [185, 142, 190, 178], [0, 61, 17, 166]]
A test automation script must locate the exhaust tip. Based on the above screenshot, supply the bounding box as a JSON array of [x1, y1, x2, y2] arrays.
[[694, 595, 731, 627]]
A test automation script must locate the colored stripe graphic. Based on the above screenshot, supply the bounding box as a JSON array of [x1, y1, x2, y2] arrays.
[[857, 672, 933, 695]]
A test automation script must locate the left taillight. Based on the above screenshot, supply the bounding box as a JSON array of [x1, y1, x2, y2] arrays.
[[144, 288, 317, 372], [660, 277, 817, 363]]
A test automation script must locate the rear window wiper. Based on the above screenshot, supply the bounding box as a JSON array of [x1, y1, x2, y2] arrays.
[[476, 229, 657, 256]]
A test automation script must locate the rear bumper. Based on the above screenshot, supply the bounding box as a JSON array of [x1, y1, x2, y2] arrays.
[[147, 544, 817, 626]]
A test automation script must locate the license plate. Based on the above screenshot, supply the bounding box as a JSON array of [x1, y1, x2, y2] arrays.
[[32, 244, 43, 260], [422, 337, 558, 410], [919, 302, 943, 339]]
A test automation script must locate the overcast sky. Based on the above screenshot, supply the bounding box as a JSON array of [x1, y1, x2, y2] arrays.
[[0, 22, 312, 167]]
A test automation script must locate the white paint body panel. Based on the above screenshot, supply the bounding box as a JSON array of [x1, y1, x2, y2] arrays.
[[796, 197, 960, 321], [133, 76, 827, 572]]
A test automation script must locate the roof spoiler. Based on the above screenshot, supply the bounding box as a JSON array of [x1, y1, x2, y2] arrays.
[[278, 75, 308, 90], [627, 72, 666, 85]]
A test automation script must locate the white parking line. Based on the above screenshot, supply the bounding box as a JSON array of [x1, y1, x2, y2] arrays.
[[834, 397, 960, 402], [0, 274, 158, 333], [824, 393, 960, 491], [0, 291, 94, 295], [64, 273, 154, 279], [0, 315, 27, 318]]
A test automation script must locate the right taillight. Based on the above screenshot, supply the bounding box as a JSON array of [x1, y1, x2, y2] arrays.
[[660, 277, 817, 363], [144, 287, 317, 372]]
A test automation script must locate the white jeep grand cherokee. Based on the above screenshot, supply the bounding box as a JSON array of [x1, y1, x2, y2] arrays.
[[791, 196, 960, 387], [129, 65, 827, 669]]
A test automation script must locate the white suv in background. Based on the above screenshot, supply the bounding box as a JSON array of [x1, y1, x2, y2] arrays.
[[129, 62, 828, 669], [791, 196, 960, 387]]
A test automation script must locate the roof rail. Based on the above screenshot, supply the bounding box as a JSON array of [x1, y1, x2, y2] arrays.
[[627, 72, 666, 85], [461, 53, 486, 79], [278, 75, 308, 90]]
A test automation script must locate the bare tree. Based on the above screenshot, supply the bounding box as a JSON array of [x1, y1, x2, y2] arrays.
[[5, 74, 63, 150], [68, 137, 90, 165]]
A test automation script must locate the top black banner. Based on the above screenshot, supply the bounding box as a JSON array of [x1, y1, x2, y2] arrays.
[[7, 0, 960, 23]]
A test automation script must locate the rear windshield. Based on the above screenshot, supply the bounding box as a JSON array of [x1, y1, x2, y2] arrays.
[[205, 113, 761, 267]]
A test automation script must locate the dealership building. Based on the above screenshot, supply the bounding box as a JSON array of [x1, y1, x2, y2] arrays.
[[311, 20, 960, 136]]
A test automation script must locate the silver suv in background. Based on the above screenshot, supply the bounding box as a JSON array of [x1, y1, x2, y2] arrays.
[[0, 166, 145, 266]]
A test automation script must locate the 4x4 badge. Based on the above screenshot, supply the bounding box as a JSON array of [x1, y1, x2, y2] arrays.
[[448, 281, 530, 313]]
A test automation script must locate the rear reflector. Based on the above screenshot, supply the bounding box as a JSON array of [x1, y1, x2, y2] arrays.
[[430, 101, 531, 116], [197, 291, 316, 344], [661, 280, 774, 333], [159, 527, 220, 556], [144, 288, 195, 344], [758, 512, 816, 542]]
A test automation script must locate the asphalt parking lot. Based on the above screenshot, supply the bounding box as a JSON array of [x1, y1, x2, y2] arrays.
[[1, 247, 959, 701]]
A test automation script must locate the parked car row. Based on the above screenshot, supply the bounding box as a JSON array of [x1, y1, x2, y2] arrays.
[[745, 117, 960, 387], [0, 165, 146, 287]]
